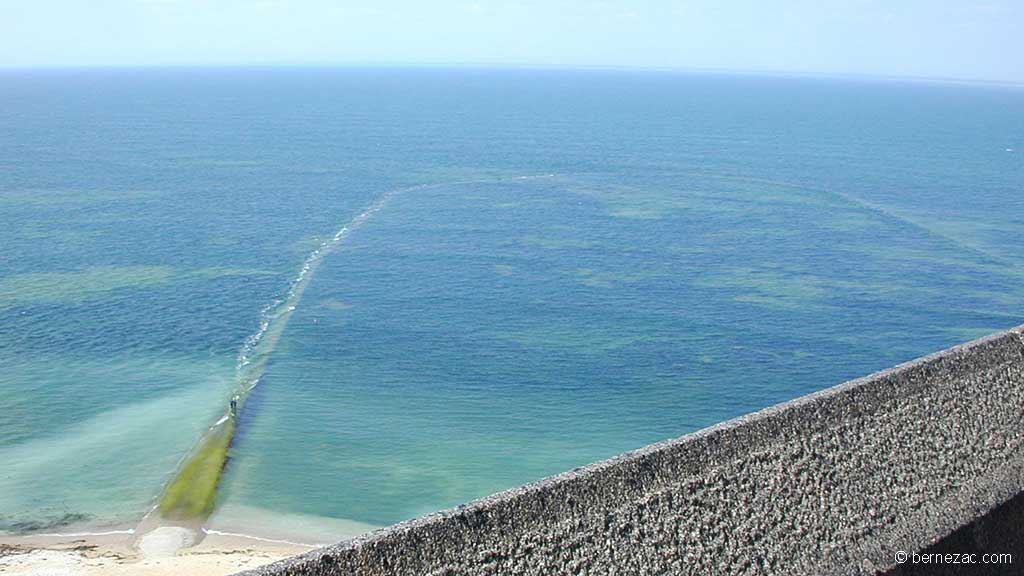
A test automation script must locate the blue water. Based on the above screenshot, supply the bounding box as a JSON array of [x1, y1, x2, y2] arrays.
[[1, 68, 1022, 537]]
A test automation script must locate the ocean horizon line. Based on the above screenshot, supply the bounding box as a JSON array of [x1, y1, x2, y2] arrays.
[[0, 61, 1021, 89]]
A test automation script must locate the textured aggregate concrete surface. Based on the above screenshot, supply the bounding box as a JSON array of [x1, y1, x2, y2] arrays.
[[884, 490, 1024, 576], [236, 325, 1024, 576]]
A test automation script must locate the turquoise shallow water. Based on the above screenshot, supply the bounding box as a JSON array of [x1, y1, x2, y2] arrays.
[[0, 68, 1022, 537]]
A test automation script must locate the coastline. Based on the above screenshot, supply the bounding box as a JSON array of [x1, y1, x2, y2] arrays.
[[0, 531, 311, 576], [0, 506, 378, 576]]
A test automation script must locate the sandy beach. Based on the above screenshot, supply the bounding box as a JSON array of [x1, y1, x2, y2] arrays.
[[0, 505, 380, 576], [0, 503, 379, 576], [0, 529, 314, 576]]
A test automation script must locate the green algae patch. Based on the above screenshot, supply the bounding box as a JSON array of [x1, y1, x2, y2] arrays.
[[518, 235, 597, 250], [159, 418, 236, 520], [0, 266, 176, 310], [319, 298, 354, 311], [499, 325, 673, 354], [0, 189, 161, 207], [0, 266, 281, 311], [572, 268, 656, 289]]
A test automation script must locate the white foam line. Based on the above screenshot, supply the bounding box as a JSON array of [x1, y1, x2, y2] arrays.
[[205, 529, 321, 548], [17, 529, 136, 538]]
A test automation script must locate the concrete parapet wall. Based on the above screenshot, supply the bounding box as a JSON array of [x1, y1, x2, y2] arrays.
[[239, 326, 1024, 576]]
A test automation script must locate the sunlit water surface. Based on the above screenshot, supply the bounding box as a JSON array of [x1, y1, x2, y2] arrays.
[[1, 68, 1021, 538]]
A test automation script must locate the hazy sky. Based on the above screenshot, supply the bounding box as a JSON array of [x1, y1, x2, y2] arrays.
[[1, 0, 1021, 82]]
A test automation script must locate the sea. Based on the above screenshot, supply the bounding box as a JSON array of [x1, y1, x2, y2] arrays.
[[1, 67, 1021, 541]]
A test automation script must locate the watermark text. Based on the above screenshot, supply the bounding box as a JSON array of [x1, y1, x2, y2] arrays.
[[894, 551, 1012, 566]]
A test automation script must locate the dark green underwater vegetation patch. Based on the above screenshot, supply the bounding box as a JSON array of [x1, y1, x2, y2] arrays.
[[0, 266, 278, 310], [0, 512, 91, 534], [0, 189, 161, 208], [572, 268, 656, 289], [518, 235, 596, 250], [498, 325, 673, 353], [608, 208, 667, 219], [320, 298, 354, 311], [0, 266, 175, 309], [938, 326, 1010, 343]]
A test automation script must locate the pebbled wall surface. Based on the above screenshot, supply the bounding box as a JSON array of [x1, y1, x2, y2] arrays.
[[236, 326, 1024, 576]]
